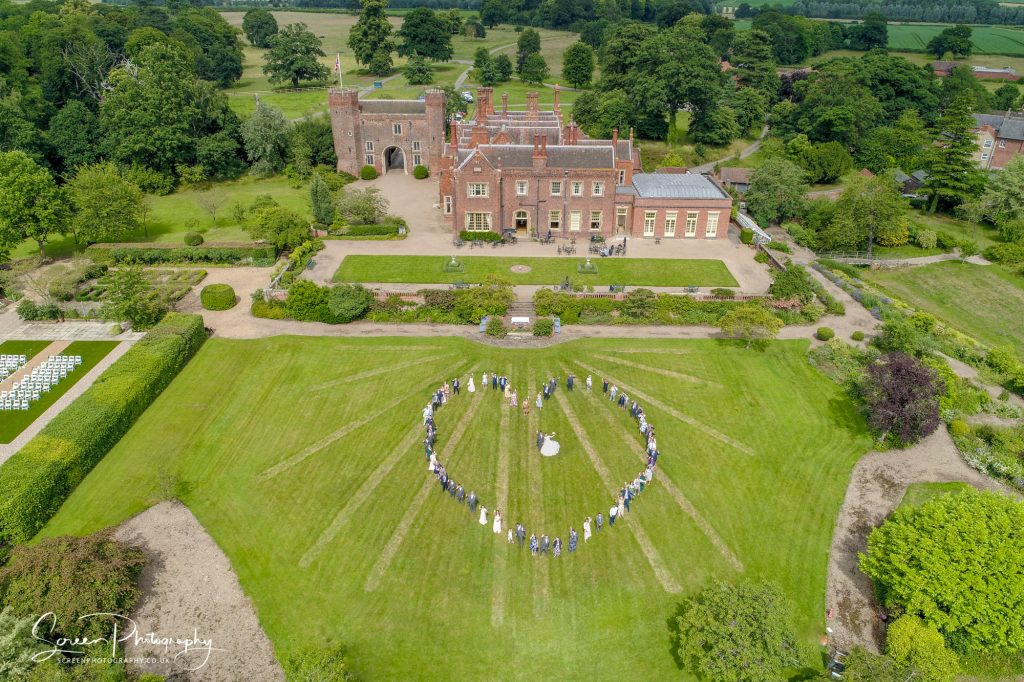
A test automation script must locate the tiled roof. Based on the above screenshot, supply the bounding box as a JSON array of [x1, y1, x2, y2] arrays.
[[893, 170, 911, 183], [467, 144, 615, 169], [358, 100, 427, 115], [631, 173, 729, 200], [718, 167, 752, 184], [972, 112, 1024, 141]]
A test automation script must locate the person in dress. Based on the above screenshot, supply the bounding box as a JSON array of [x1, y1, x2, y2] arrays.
[[504, 383, 512, 401], [529, 534, 538, 555], [510, 391, 517, 410], [493, 510, 502, 534], [586, 375, 593, 391], [522, 400, 529, 417], [568, 528, 578, 552], [468, 376, 476, 393], [553, 537, 562, 557], [479, 506, 488, 525], [583, 517, 592, 543], [535, 393, 543, 410], [507, 528, 514, 544], [482, 373, 488, 390], [428, 453, 437, 471]]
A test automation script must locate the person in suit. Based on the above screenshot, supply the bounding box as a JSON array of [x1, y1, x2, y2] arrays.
[[516, 523, 526, 547], [453, 378, 460, 395], [602, 378, 609, 394], [596, 512, 603, 532], [457, 485, 465, 503], [537, 431, 545, 450], [468, 491, 478, 512], [540, 535, 550, 555], [492, 374, 498, 390]]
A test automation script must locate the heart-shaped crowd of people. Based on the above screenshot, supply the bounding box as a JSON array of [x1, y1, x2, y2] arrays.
[[422, 373, 662, 558]]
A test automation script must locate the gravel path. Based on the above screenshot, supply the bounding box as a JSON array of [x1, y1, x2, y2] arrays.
[[0, 339, 136, 464], [113, 501, 285, 681]]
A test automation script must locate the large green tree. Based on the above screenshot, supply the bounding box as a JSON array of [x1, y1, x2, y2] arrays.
[[241, 103, 290, 177], [242, 8, 278, 48], [348, 0, 395, 68], [396, 8, 452, 62], [0, 150, 67, 258], [519, 53, 549, 85], [860, 489, 1024, 654], [886, 615, 960, 682], [263, 23, 330, 88], [403, 55, 434, 85], [923, 94, 986, 212], [68, 162, 144, 244], [979, 154, 1024, 225], [673, 581, 797, 680], [857, 110, 930, 173], [745, 157, 808, 226], [310, 172, 335, 225], [562, 41, 595, 89], [826, 173, 908, 253], [927, 24, 973, 59], [516, 28, 541, 73], [730, 29, 780, 97]]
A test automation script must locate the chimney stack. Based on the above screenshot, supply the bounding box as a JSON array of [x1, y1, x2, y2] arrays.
[[629, 127, 634, 142], [526, 92, 539, 121], [451, 121, 459, 150], [553, 84, 561, 113], [612, 127, 619, 146], [541, 135, 547, 156], [532, 135, 546, 169], [501, 93, 508, 115]]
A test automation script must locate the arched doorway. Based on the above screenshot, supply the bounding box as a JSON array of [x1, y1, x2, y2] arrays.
[[383, 147, 405, 174], [514, 210, 529, 235]]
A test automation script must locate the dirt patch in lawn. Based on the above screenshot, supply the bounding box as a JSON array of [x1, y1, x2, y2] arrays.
[[113, 501, 284, 681], [510, 264, 532, 273]]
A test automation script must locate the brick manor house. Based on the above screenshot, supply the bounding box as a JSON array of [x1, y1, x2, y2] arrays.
[[328, 87, 733, 240]]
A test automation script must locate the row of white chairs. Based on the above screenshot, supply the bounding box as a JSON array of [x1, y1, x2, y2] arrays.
[[0, 354, 28, 379], [0, 355, 83, 411]]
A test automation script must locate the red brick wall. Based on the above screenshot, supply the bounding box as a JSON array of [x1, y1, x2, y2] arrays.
[[629, 199, 733, 239]]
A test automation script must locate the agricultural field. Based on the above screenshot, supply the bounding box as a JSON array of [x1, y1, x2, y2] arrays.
[[865, 261, 1024, 358], [886, 23, 1024, 55], [333, 255, 740, 287], [39, 336, 872, 679]]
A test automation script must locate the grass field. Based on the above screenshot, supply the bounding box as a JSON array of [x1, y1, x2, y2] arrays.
[[886, 23, 1024, 55], [0, 340, 52, 361], [865, 261, 1024, 358], [0, 341, 118, 444], [39, 336, 871, 679], [333, 255, 739, 287], [897, 481, 972, 510]]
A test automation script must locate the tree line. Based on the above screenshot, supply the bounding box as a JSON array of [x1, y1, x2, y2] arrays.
[[773, 0, 1024, 26]]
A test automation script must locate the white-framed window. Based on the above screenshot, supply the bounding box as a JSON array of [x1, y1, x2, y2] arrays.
[[592, 182, 604, 197], [365, 141, 374, 152], [549, 210, 561, 230], [569, 210, 581, 231], [550, 181, 562, 196], [616, 206, 628, 229], [589, 210, 602, 231], [643, 211, 656, 236], [999, 140, 1007, 148], [706, 212, 719, 238], [516, 180, 528, 196], [443, 195, 452, 214], [465, 212, 491, 231], [685, 211, 698, 237], [412, 141, 421, 151], [983, 139, 994, 148], [365, 154, 374, 166], [664, 211, 677, 237], [571, 181, 583, 197], [468, 183, 488, 197], [981, 152, 990, 161], [413, 154, 422, 166], [618, 170, 626, 185], [393, 123, 402, 135]]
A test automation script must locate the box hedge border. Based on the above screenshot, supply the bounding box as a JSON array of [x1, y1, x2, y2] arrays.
[[87, 242, 276, 265], [0, 313, 207, 547]]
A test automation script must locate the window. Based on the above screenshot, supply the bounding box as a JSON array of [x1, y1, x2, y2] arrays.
[[590, 211, 602, 231], [999, 140, 1007, 148], [685, 211, 698, 237], [516, 180, 528, 196], [413, 154, 422, 166], [571, 181, 583, 197], [393, 123, 402, 135], [365, 154, 374, 166], [569, 210, 581, 231], [468, 183, 488, 197], [981, 152, 990, 161], [412, 141, 421, 151], [616, 206, 628, 229], [643, 211, 656, 236], [664, 211, 677, 237], [550, 181, 562, 196], [983, 139, 994, 149], [443, 196, 452, 214], [592, 182, 604, 197], [706, 212, 719, 238], [465, 212, 491, 231], [618, 170, 626, 185], [365, 141, 374, 152], [549, 210, 561, 231], [514, 210, 529, 230]]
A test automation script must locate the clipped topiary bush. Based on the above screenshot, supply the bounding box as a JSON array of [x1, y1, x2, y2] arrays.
[[740, 228, 754, 244], [851, 330, 865, 342], [533, 318, 554, 336], [816, 326, 835, 341], [184, 231, 204, 246], [485, 316, 507, 338], [413, 165, 429, 179], [360, 165, 378, 181], [200, 283, 237, 311]]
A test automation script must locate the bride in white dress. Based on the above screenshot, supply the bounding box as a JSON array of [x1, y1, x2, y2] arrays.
[[540, 432, 561, 457], [479, 506, 488, 525], [492, 510, 502, 534], [467, 376, 475, 393]]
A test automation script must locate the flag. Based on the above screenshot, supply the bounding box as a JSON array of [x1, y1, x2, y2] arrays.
[[335, 54, 341, 73]]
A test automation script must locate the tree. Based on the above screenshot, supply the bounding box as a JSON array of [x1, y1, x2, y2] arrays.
[[847, 12, 888, 50], [264, 23, 329, 88], [730, 87, 769, 133], [480, 0, 506, 28], [718, 304, 785, 349], [562, 42, 595, 89], [100, 265, 167, 328], [336, 186, 389, 225], [404, 55, 434, 85], [673, 581, 798, 682], [886, 616, 960, 682], [68, 162, 143, 245], [826, 173, 908, 253], [367, 48, 393, 77], [860, 489, 1024, 654], [519, 53, 549, 85], [580, 20, 610, 50], [397, 8, 453, 62], [836, 647, 911, 682], [247, 206, 310, 250], [745, 157, 807, 226], [440, 9, 463, 35], [241, 103, 290, 177], [690, 105, 740, 146], [198, 189, 228, 227], [492, 54, 513, 83], [310, 172, 335, 225], [464, 20, 486, 39], [861, 352, 940, 444], [927, 24, 973, 59], [923, 94, 986, 212], [0, 151, 67, 258], [993, 83, 1020, 111], [730, 30, 780, 97], [857, 110, 930, 174], [979, 154, 1024, 225], [348, 0, 395, 68], [768, 265, 817, 304], [242, 8, 278, 49], [328, 284, 373, 323], [516, 28, 541, 72], [47, 100, 99, 171]]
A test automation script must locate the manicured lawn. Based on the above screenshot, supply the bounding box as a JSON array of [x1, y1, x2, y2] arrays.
[[865, 261, 1024, 358], [897, 482, 973, 510], [0, 340, 52, 361], [333, 255, 739, 287], [39, 337, 871, 679], [907, 212, 1001, 251], [0, 341, 118, 444]]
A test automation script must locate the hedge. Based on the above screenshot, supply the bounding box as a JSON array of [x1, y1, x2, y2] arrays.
[[459, 230, 502, 242], [87, 242, 276, 265], [345, 224, 401, 237], [0, 314, 207, 547], [200, 284, 237, 310], [413, 165, 429, 179], [360, 165, 378, 180]]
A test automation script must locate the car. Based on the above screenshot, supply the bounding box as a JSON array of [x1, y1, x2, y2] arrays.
[[461, 91, 474, 103]]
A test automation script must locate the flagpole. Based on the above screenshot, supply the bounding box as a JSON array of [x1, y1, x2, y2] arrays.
[[337, 53, 343, 89]]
